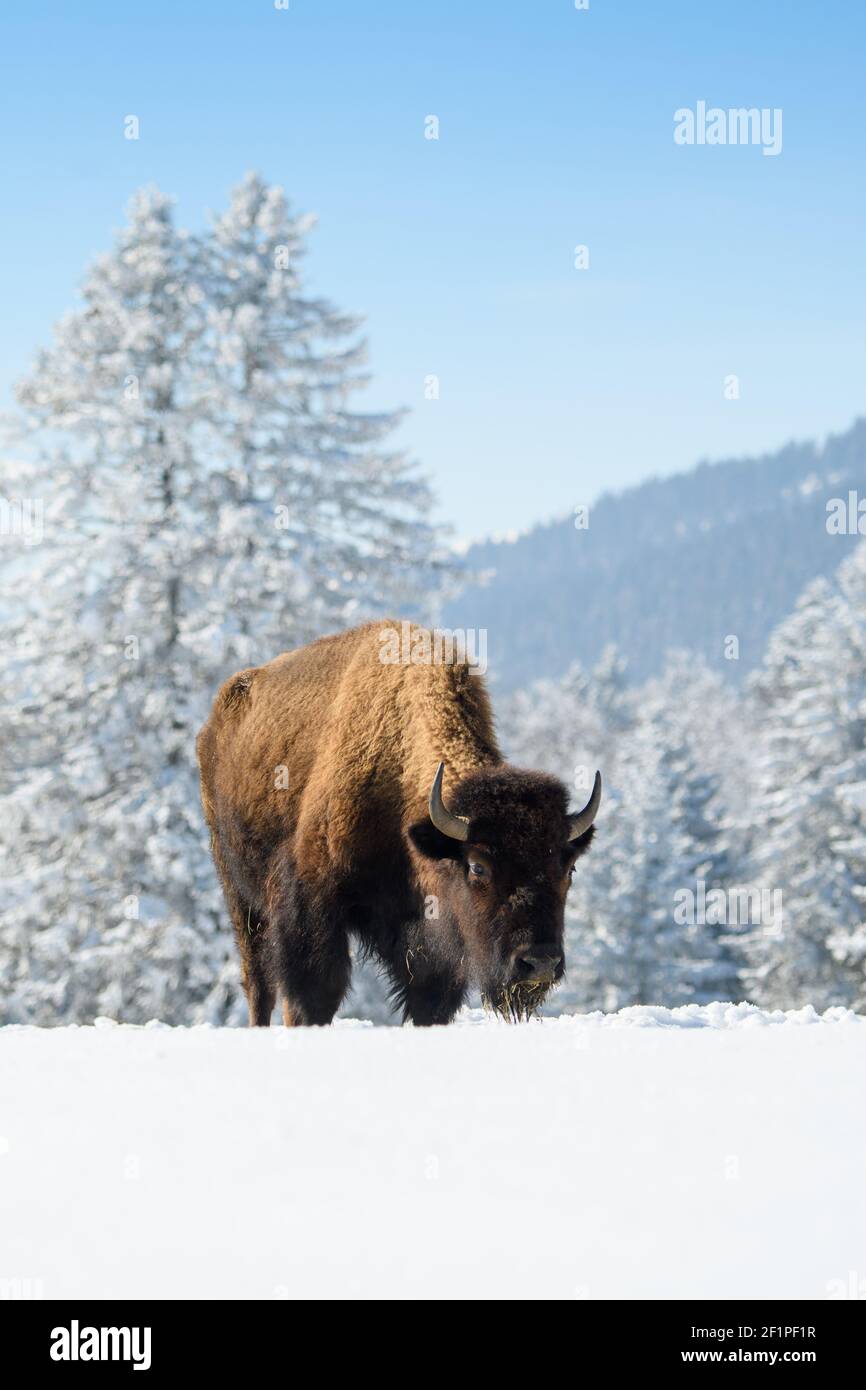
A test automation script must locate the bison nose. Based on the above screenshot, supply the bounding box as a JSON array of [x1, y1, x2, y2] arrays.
[[515, 950, 562, 984]]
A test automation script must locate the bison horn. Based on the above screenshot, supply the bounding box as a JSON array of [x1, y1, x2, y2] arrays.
[[429, 761, 470, 842], [568, 770, 602, 842]]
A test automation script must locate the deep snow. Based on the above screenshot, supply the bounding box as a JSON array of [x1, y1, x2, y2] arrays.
[[1, 1003, 864, 1300]]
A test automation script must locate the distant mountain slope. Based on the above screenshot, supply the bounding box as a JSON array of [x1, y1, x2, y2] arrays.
[[444, 419, 866, 689]]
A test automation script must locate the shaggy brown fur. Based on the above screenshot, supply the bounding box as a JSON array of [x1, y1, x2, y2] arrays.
[[196, 621, 598, 1026]]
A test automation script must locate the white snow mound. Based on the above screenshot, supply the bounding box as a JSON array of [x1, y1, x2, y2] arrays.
[[1, 1002, 864, 1300]]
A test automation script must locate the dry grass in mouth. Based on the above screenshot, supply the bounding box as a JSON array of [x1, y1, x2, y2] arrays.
[[482, 980, 551, 1023]]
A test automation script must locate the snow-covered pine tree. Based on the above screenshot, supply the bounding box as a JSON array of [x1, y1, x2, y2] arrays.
[[502, 645, 632, 788], [575, 700, 743, 1011], [639, 653, 748, 1002], [0, 178, 447, 1025], [642, 649, 755, 848], [193, 172, 447, 669], [0, 188, 214, 1025], [744, 542, 866, 1010]]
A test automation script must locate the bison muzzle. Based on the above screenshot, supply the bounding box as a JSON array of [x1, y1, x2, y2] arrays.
[[196, 621, 601, 1026]]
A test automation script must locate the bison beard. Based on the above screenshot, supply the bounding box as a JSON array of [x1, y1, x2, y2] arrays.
[[196, 621, 601, 1027], [484, 980, 552, 1024]]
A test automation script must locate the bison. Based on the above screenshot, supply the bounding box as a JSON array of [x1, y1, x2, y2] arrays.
[[196, 621, 601, 1026]]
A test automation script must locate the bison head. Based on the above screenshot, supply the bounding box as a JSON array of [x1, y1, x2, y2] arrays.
[[408, 762, 601, 1020]]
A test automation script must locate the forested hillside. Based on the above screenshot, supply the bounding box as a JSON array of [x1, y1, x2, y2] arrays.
[[445, 420, 866, 689]]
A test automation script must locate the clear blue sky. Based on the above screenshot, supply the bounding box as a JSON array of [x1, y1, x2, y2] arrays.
[[1, 0, 864, 540]]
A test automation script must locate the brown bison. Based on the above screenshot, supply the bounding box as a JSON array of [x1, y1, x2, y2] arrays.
[[196, 621, 601, 1026]]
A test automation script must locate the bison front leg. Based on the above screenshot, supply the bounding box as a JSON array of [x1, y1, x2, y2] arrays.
[[402, 977, 466, 1026], [268, 872, 351, 1026], [388, 948, 466, 1026], [276, 928, 351, 1026]]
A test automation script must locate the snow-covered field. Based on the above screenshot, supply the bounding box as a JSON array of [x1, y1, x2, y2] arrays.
[[1, 1003, 864, 1301]]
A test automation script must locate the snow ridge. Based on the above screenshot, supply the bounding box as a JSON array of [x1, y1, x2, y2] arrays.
[[3, 1000, 861, 1035]]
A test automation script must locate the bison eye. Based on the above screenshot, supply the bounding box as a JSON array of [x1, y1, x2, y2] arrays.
[[468, 860, 489, 881]]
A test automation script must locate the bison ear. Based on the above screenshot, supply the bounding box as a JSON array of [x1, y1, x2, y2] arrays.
[[562, 823, 595, 869], [407, 819, 466, 862]]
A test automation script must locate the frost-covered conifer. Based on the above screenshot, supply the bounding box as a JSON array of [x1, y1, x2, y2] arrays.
[[0, 178, 446, 1024], [744, 543, 866, 1009]]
